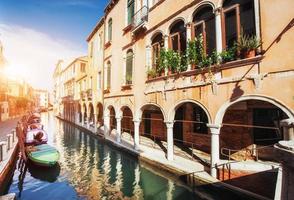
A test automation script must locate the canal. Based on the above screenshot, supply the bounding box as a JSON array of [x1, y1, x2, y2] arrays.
[[5, 112, 258, 200]]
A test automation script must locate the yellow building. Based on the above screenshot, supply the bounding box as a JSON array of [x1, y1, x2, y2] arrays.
[[54, 0, 294, 181]]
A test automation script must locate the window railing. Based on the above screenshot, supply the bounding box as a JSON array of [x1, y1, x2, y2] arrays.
[[132, 6, 148, 29]]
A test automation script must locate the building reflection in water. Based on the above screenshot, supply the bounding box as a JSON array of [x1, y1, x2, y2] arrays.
[[36, 112, 195, 200]]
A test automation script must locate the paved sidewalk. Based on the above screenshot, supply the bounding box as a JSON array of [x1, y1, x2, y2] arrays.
[[0, 117, 20, 142]]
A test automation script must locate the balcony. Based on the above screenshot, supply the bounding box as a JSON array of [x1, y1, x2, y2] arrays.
[[87, 89, 92, 100], [132, 6, 148, 35]]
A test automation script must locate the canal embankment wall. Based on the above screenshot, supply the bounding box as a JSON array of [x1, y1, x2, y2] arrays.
[[0, 129, 18, 195]]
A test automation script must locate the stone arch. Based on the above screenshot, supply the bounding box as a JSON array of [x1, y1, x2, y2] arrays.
[[88, 103, 95, 124], [107, 105, 117, 132], [135, 103, 167, 122], [138, 103, 167, 139], [187, 0, 216, 22], [83, 103, 87, 123], [167, 17, 186, 33], [120, 105, 134, 135], [215, 95, 294, 125], [168, 99, 212, 122], [96, 102, 104, 126]]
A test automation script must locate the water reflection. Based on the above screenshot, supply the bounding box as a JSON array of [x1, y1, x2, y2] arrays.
[[8, 112, 196, 200]]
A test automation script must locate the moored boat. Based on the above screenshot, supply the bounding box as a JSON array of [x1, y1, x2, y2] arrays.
[[26, 144, 60, 167], [25, 129, 48, 145]]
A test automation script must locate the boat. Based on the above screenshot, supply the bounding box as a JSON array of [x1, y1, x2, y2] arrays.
[[26, 144, 60, 167], [25, 129, 48, 145], [27, 123, 43, 131]]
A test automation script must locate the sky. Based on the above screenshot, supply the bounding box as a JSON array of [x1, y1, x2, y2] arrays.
[[0, 0, 108, 90]]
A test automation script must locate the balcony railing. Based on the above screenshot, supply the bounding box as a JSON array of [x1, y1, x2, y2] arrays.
[[132, 6, 148, 31]]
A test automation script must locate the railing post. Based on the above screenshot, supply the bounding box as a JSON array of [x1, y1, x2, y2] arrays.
[[207, 124, 222, 178], [0, 142, 7, 161], [7, 134, 13, 150]]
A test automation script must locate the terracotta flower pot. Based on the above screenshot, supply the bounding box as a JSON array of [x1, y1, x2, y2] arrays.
[[243, 49, 256, 59]]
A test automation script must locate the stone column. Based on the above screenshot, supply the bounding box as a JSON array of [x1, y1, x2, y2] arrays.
[[133, 120, 141, 150], [116, 117, 122, 143], [280, 119, 294, 140], [215, 8, 223, 53], [166, 122, 174, 161], [207, 124, 222, 178], [104, 114, 110, 136], [186, 22, 192, 71]]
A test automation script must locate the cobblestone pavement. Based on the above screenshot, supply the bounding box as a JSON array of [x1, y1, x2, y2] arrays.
[[0, 117, 20, 142]]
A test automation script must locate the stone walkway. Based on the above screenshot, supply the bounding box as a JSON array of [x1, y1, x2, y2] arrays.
[[0, 117, 19, 142], [105, 130, 217, 184]]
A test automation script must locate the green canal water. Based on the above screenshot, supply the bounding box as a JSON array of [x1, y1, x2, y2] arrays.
[[5, 112, 258, 200]]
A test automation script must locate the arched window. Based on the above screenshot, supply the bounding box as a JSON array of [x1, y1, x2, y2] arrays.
[[169, 20, 187, 54], [108, 18, 112, 41], [222, 0, 256, 49], [151, 33, 164, 69], [106, 61, 111, 89], [193, 5, 216, 56], [125, 49, 133, 85], [127, 0, 135, 25]]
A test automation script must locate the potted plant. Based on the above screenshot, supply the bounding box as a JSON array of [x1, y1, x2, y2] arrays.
[[219, 46, 237, 63], [166, 49, 181, 75], [237, 34, 261, 58], [146, 68, 157, 79], [157, 49, 168, 76], [186, 40, 198, 69]]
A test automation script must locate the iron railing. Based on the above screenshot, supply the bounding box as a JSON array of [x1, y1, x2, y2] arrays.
[[132, 6, 148, 29]]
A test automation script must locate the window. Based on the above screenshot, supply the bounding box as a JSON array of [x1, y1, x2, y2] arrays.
[[125, 50, 133, 85], [222, 0, 256, 49], [169, 20, 187, 53], [127, 0, 135, 25], [193, 5, 216, 55], [151, 33, 164, 70], [98, 72, 101, 89], [106, 61, 111, 89], [108, 18, 113, 42], [81, 63, 86, 72]]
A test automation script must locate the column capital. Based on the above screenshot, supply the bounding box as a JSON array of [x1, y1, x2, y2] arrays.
[[280, 119, 294, 127], [163, 34, 169, 39], [133, 119, 141, 124], [214, 7, 222, 15], [207, 124, 222, 135], [116, 116, 122, 121], [185, 22, 192, 28], [165, 121, 174, 129]]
